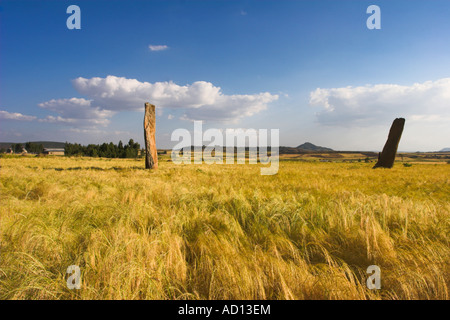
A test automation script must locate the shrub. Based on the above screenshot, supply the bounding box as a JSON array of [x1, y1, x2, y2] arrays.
[[403, 163, 413, 167]]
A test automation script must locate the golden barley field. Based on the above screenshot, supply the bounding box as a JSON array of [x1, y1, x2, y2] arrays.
[[0, 156, 449, 300]]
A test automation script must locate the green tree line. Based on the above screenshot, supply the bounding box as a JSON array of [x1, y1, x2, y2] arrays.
[[0, 142, 44, 154], [64, 139, 142, 158]]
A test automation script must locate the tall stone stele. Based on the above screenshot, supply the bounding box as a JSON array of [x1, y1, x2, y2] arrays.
[[144, 102, 158, 169], [373, 118, 405, 169]]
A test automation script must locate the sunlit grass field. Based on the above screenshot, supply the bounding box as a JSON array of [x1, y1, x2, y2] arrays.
[[1, 156, 449, 299]]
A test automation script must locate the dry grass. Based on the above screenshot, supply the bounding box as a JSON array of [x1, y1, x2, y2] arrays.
[[0, 156, 449, 299]]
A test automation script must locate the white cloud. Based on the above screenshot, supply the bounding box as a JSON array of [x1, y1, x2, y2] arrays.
[[18, 75, 277, 131], [0, 110, 37, 121], [180, 92, 277, 122], [309, 78, 450, 126], [148, 45, 168, 51], [1, 98, 112, 128], [38, 115, 110, 126], [409, 114, 450, 123], [38, 98, 115, 124], [71, 75, 278, 122], [36, 97, 114, 126], [39, 115, 77, 124]]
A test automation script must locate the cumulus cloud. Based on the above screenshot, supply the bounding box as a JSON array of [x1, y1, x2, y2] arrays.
[[180, 92, 277, 122], [0, 110, 37, 121], [148, 45, 168, 51], [38, 115, 111, 126], [38, 98, 112, 119], [1, 99, 112, 127], [71, 75, 278, 122], [409, 114, 450, 123], [309, 78, 450, 126], [20, 75, 277, 130], [38, 98, 115, 126]]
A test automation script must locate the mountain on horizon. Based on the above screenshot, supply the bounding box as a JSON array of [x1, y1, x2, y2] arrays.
[[296, 142, 333, 152], [439, 147, 450, 152]]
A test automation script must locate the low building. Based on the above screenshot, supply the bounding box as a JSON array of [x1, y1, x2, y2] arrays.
[[43, 148, 65, 156]]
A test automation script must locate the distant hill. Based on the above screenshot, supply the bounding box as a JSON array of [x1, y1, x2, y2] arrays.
[[439, 148, 450, 152], [0, 141, 66, 149], [296, 142, 333, 152]]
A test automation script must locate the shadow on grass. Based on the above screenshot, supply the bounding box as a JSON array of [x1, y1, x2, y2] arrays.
[[42, 166, 145, 171]]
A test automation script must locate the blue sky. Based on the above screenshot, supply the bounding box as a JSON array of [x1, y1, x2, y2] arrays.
[[1, 0, 450, 151]]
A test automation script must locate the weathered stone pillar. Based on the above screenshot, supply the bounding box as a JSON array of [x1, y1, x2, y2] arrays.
[[373, 118, 405, 169], [144, 102, 158, 169]]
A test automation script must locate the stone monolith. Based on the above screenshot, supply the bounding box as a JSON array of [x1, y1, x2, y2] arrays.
[[373, 118, 405, 169], [144, 102, 158, 169]]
